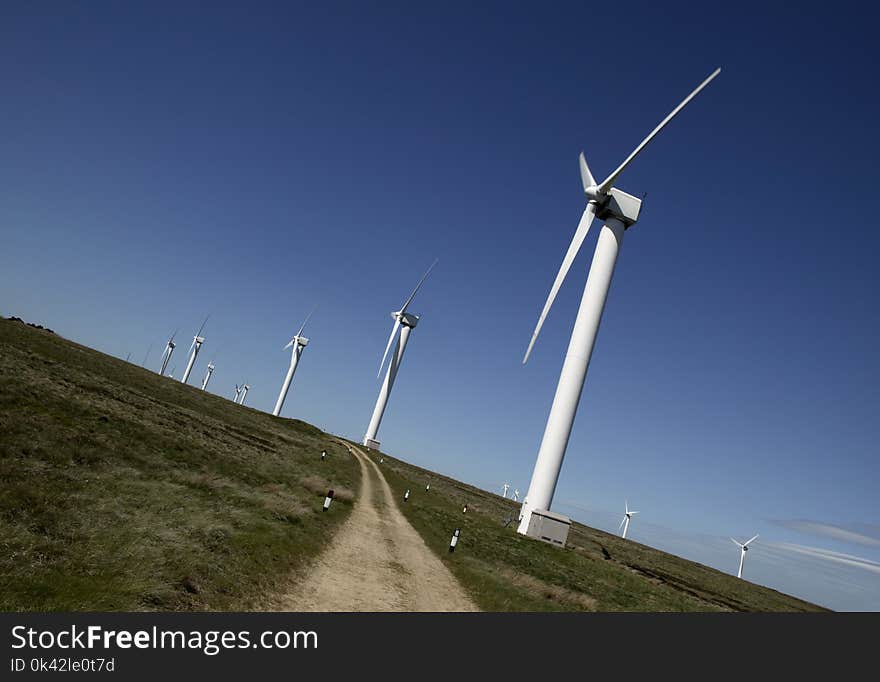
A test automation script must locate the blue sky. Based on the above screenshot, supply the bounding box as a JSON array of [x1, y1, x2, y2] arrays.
[[1, 2, 878, 610]]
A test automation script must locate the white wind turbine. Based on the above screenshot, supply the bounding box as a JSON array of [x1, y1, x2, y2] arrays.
[[362, 259, 438, 449], [619, 501, 639, 540], [731, 534, 759, 579], [201, 359, 216, 391], [239, 384, 250, 406], [502, 483, 510, 499], [233, 384, 242, 403], [513, 489, 520, 502], [158, 330, 177, 376], [180, 316, 209, 385], [272, 309, 315, 417], [517, 68, 721, 534]]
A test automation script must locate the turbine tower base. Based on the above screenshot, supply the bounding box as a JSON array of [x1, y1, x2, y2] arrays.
[[363, 437, 381, 450]]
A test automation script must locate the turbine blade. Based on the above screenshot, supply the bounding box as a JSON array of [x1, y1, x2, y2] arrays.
[[745, 534, 759, 546], [579, 151, 595, 191], [522, 203, 596, 364], [169, 328, 178, 343], [730, 537, 742, 547], [283, 338, 295, 350], [619, 517, 626, 531], [196, 315, 210, 338], [596, 67, 721, 194], [400, 258, 439, 314], [297, 306, 317, 338], [378, 317, 401, 378]]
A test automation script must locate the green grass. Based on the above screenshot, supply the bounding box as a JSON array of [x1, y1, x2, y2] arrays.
[[0, 318, 359, 611], [355, 448, 826, 612]]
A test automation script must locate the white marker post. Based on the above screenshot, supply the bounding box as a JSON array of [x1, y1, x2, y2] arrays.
[[404, 489, 410, 503], [449, 528, 460, 553], [323, 489, 334, 512]]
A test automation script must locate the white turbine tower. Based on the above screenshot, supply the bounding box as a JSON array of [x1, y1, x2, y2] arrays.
[[517, 68, 721, 534], [502, 483, 510, 499], [272, 309, 315, 417], [731, 534, 759, 579], [158, 330, 177, 376], [619, 501, 639, 539], [239, 384, 250, 406], [233, 384, 242, 403], [362, 259, 438, 449], [201, 360, 215, 391], [180, 316, 209, 385]]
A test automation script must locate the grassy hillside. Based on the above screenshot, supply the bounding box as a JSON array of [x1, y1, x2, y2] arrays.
[[356, 448, 826, 611], [0, 318, 359, 611]]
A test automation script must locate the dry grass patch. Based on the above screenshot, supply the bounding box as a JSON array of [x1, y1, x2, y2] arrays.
[[300, 475, 355, 503], [497, 567, 598, 611]]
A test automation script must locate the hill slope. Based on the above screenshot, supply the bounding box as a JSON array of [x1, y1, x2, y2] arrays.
[[0, 318, 825, 611], [0, 318, 358, 610]]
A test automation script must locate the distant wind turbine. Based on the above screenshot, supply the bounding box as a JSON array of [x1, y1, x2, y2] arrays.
[[619, 501, 639, 539], [363, 259, 438, 449], [233, 384, 242, 403], [180, 316, 209, 385], [502, 483, 510, 499], [517, 68, 721, 534], [513, 489, 520, 503], [731, 534, 759, 579], [239, 384, 250, 406], [158, 330, 178, 376], [272, 309, 315, 417], [201, 360, 215, 391]]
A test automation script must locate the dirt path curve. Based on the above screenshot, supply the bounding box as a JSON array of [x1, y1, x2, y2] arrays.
[[277, 444, 479, 612]]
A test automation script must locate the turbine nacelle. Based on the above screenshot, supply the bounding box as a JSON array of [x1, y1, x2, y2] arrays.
[[595, 189, 642, 228], [284, 335, 310, 350], [392, 311, 420, 328]]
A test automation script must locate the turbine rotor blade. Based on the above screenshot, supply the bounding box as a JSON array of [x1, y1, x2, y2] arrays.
[[196, 315, 210, 338], [730, 537, 743, 547], [400, 258, 439, 314], [283, 338, 295, 350], [522, 203, 596, 364], [297, 306, 317, 338], [596, 67, 721, 194], [619, 517, 626, 531], [378, 317, 401, 378], [579, 151, 595, 191], [744, 534, 759, 546]]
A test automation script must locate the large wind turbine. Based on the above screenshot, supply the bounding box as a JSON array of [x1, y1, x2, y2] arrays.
[[731, 534, 759, 579], [619, 501, 639, 540], [158, 330, 177, 376], [272, 309, 315, 417], [180, 316, 209, 385], [517, 68, 721, 534], [362, 259, 438, 449], [239, 384, 250, 406]]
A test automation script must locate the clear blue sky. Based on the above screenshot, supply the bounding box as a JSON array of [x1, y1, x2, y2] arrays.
[[2, 2, 878, 610]]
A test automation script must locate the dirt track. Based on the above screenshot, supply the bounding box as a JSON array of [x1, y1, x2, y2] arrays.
[[277, 444, 478, 612]]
